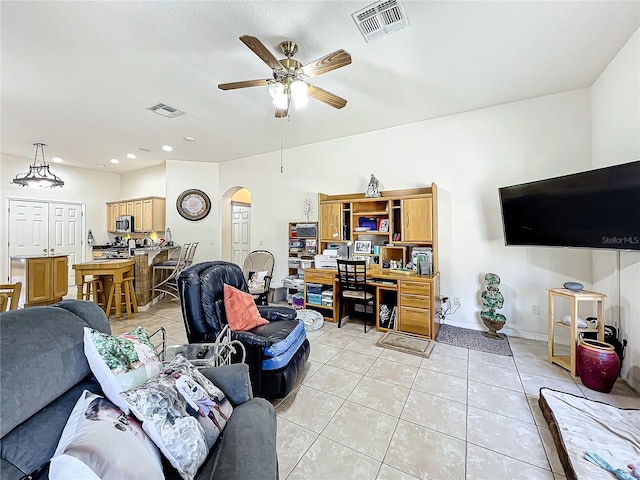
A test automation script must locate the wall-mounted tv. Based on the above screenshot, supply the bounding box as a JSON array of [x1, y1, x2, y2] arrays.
[[499, 161, 640, 251]]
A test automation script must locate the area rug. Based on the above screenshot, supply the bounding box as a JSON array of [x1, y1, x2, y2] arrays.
[[436, 324, 513, 356], [376, 331, 435, 358]]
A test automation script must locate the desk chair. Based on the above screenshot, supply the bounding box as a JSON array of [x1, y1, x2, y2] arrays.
[[0, 282, 22, 311], [336, 259, 375, 333]]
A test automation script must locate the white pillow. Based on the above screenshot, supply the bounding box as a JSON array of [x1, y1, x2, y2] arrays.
[[49, 390, 163, 480], [120, 355, 234, 480], [561, 314, 587, 328], [83, 327, 162, 414]]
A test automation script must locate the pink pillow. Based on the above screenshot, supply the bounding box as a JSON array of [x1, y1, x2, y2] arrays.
[[223, 284, 269, 331]]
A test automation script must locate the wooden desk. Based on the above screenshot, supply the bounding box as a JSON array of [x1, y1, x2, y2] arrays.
[[73, 259, 134, 320], [304, 267, 440, 338], [548, 288, 605, 376]]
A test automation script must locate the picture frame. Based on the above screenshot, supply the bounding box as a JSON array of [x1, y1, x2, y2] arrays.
[[379, 219, 389, 232], [354, 240, 372, 254]]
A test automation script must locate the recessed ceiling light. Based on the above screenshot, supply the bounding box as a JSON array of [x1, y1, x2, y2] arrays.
[[51, 157, 63, 163], [126, 153, 136, 159], [110, 158, 120, 164], [183, 136, 195, 142], [162, 145, 173, 152], [95, 164, 106, 168]]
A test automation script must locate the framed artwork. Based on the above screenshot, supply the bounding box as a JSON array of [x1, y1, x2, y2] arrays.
[[379, 219, 389, 232], [354, 240, 372, 254]]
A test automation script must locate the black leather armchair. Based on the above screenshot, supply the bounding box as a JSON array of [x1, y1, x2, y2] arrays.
[[178, 261, 310, 399]]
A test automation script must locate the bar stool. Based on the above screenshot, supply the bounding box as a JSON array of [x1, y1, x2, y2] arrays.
[[151, 243, 191, 300], [82, 277, 106, 308], [105, 275, 138, 319]]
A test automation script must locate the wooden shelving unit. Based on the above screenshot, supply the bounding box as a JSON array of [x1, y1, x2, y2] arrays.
[[286, 222, 318, 303], [547, 288, 606, 376]]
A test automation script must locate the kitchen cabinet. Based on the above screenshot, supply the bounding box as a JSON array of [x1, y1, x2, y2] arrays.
[[107, 203, 118, 232], [319, 203, 342, 241], [107, 197, 165, 233], [10, 255, 68, 307]]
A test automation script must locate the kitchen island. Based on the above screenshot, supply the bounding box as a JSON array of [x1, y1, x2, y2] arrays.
[[9, 254, 68, 308]]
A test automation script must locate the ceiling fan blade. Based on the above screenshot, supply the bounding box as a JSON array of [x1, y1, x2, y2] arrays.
[[300, 49, 352, 78], [307, 84, 347, 109], [239, 35, 284, 72], [218, 79, 270, 90]]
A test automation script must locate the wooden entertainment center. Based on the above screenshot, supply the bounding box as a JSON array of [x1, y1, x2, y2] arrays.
[[305, 184, 440, 338]]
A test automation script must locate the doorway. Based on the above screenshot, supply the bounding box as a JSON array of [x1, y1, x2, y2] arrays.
[[8, 199, 84, 284], [221, 187, 252, 264]]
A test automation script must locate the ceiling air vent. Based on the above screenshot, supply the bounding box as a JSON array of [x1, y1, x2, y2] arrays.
[[352, 0, 409, 42], [146, 103, 185, 118]]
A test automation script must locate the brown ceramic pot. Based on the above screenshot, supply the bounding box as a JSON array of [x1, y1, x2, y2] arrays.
[[576, 338, 621, 393]]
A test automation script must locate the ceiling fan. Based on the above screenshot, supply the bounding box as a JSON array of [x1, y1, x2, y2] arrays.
[[218, 35, 352, 118]]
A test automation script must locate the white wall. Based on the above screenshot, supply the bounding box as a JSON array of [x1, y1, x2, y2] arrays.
[[0, 154, 120, 280], [590, 29, 640, 390], [220, 89, 594, 340], [165, 160, 220, 265], [120, 163, 166, 199]]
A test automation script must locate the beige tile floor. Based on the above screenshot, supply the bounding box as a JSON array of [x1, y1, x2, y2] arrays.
[[108, 299, 640, 480]]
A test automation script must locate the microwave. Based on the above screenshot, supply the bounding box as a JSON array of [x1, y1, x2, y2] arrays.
[[115, 215, 134, 233]]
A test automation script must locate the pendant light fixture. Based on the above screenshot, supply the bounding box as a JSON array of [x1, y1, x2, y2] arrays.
[[12, 143, 64, 188]]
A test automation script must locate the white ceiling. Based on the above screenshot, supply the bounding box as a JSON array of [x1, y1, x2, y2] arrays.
[[2, 1, 638, 173]]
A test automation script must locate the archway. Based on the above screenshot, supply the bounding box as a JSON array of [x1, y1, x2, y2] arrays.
[[221, 186, 252, 263]]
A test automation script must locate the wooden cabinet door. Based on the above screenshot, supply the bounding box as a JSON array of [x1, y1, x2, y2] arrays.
[[142, 199, 154, 231], [319, 203, 341, 240], [402, 197, 432, 242], [107, 204, 117, 232], [27, 258, 52, 304], [118, 203, 127, 216], [151, 198, 166, 231], [52, 256, 68, 298], [134, 200, 143, 232], [126, 202, 134, 215]]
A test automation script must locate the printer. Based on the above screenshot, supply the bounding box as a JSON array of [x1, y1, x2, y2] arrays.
[[314, 249, 338, 269]]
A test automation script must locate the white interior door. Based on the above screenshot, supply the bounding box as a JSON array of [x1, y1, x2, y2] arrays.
[[49, 202, 83, 283], [8, 200, 49, 257], [232, 204, 251, 266], [8, 199, 84, 283]]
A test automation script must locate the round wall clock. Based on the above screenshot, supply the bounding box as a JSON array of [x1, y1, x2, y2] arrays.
[[176, 189, 211, 221]]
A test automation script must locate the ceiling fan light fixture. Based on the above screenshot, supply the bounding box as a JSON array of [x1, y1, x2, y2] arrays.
[[268, 81, 285, 99], [290, 80, 308, 97], [273, 92, 289, 109], [293, 94, 309, 108], [11, 143, 64, 188]]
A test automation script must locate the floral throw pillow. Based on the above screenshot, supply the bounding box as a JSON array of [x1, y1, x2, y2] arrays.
[[83, 326, 162, 414], [120, 354, 234, 480], [49, 390, 163, 480]]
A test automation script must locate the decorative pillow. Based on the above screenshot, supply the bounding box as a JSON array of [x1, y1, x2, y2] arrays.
[[120, 355, 234, 480], [83, 326, 162, 413], [49, 390, 163, 480], [247, 270, 268, 290], [223, 284, 269, 331]]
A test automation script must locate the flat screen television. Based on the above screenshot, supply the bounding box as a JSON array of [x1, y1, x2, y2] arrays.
[[499, 161, 640, 250]]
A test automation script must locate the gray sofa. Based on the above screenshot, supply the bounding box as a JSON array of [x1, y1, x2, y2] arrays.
[[0, 300, 278, 480]]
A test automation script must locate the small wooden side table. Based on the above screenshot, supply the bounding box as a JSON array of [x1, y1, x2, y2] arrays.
[[547, 288, 606, 376]]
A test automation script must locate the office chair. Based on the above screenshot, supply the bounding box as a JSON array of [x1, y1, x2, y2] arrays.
[[336, 259, 375, 333]]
